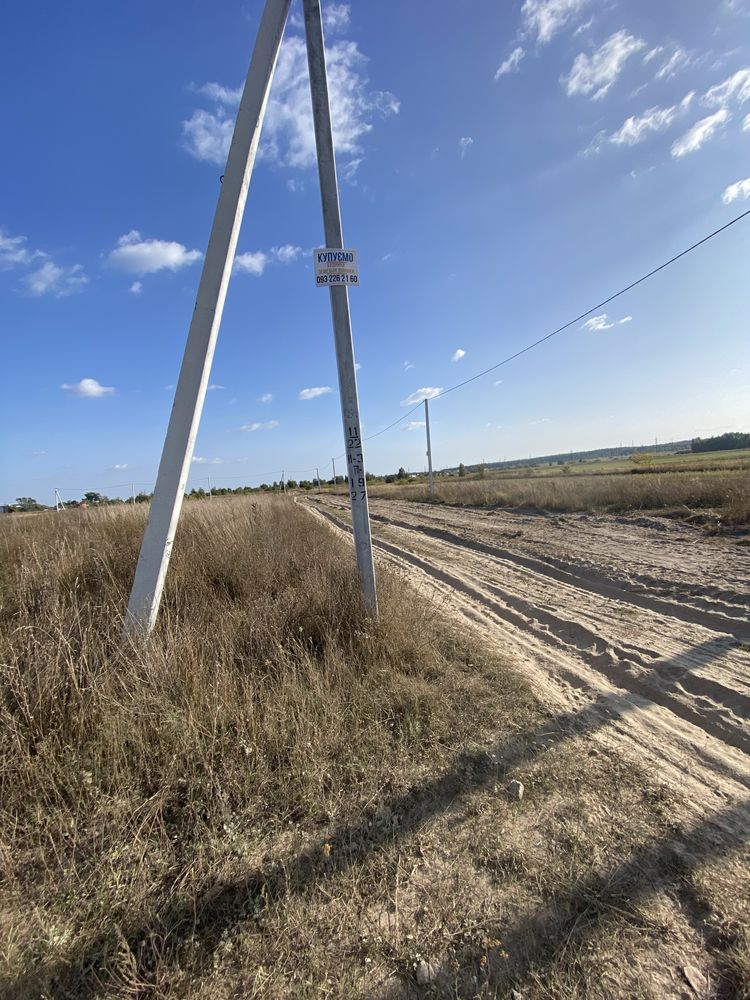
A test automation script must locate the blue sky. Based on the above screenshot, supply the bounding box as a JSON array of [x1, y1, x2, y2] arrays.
[[2, 0, 750, 504]]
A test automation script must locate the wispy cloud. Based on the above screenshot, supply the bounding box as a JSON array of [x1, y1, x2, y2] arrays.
[[495, 47, 525, 79], [207, 383, 224, 391], [459, 136, 474, 158], [112, 463, 128, 470], [564, 30, 645, 100], [192, 456, 224, 465], [671, 108, 730, 157], [2, 229, 86, 297], [451, 348, 466, 362], [403, 361, 414, 372], [401, 387, 442, 405], [582, 313, 632, 331], [240, 420, 280, 432], [323, 3, 351, 33], [529, 417, 551, 425], [654, 47, 691, 80], [25, 261, 88, 297], [298, 386, 332, 400], [258, 392, 273, 404], [109, 230, 202, 275], [60, 377, 115, 398], [522, 0, 588, 44], [130, 281, 142, 294], [609, 92, 694, 146], [403, 420, 426, 431], [722, 176, 750, 203], [703, 67, 750, 106], [233, 244, 302, 277], [270, 244, 302, 264], [0, 229, 45, 268], [183, 28, 398, 176]]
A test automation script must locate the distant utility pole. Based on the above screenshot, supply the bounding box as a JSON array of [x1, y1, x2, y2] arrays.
[[281, 469, 286, 494], [54, 489, 65, 512], [424, 397, 434, 498], [331, 456, 336, 491], [208, 475, 213, 499], [131, 483, 136, 506], [316, 467, 321, 493], [125, 0, 291, 635], [303, 0, 378, 617]]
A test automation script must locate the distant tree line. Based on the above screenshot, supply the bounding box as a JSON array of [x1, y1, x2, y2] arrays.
[[691, 432, 750, 453]]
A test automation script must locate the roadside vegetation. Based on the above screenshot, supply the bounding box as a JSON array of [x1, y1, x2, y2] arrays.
[[1, 498, 748, 997], [369, 449, 750, 527]]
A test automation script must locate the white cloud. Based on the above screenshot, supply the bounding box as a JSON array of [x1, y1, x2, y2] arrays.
[[233, 251, 267, 276], [582, 313, 632, 331], [744, 112, 750, 130], [722, 176, 750, 203], [323, 3, 351, 33], [192, 456, 224, 465], [529, 418, 551, 425], [522, 0, 588, 44], [403, 420, 426, 431], [207, 383, 224, 390], [451, 348, 466, 362], [564, 30, 646, 100], [0, 229, 44, 268], [655, 47, 691, 80], [403, 361, 414, 372], [271, 244, 302, 264], [130, 281, 142, 294], [60, 377, 115, 397], [25, 262, 88, 297], [671, 108, 730, 157], [240, 420, 280, 432], [109, 230, 202, 274], [495, 47, 525, 79], [258, 392, 273, 403], [494, 379, 504, 385], [192, 82, 243, 104], [183, 32, 399, 174], [401, 387, 443, 405], [113, 463, 128, 470], [298, 386, 333, 400], [459, 136, 474, 158], [609, 92, 694, 145], [703, 68, 750, 106], [354, 362, 362, 371], [643, 45, 664, 65]]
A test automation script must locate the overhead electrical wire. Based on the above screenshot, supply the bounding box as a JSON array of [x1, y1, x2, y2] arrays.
[[335, 205, 750, 459]]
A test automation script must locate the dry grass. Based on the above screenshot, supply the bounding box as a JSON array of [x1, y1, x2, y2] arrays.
[[371, 470, 750, 526], [1, 498, 748, 998]]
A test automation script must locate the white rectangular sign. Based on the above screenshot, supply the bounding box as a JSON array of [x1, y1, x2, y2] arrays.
[[313, 248, 359, 287]]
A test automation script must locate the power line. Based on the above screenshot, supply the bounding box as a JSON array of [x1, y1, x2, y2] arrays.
[[357, 205, 750, 446]]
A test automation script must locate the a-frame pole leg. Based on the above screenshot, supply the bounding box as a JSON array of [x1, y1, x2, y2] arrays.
[[125, 0, 291, 636], [303, 0, 378, 618]]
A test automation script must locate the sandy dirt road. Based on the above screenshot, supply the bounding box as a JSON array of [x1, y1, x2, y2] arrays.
[[309, 497, 750, 830]]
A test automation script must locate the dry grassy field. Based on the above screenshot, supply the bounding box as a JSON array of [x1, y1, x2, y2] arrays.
[[1, 497, 749, 998], [369, 450, 750, 527]]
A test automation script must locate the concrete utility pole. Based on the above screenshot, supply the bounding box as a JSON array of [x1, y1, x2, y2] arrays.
[[316, 467, 321, 493], [207, 475, 213, 499], [424, 397, 434, 498], [331, 456, 336, 491], [125, 0, 291, 635], [303, 0, 378, 616], [131, 484, 136, 506]]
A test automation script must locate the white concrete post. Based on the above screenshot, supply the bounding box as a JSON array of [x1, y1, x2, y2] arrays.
[[331, 456, 336, 491], [424, 398, 434, 498], [303, 0, 378, 617], [125, 0, 291, 634]]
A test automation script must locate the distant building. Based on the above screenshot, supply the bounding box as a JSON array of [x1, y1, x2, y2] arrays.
[[0, 505, 11, 514]]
